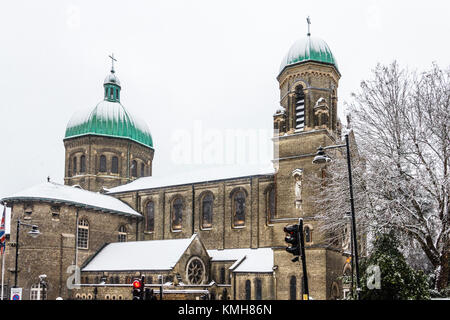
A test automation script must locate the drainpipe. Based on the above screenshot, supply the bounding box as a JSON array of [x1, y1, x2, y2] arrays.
[[162, 192, 165, 240], [233, 272, 236, 300], [75, 209, 79, 267], [192, 185, 195, 236]]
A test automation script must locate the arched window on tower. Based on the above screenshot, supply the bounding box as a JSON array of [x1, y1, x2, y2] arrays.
[[304, 226, 312, 243], [140, 163, 145, 177], [201, 193, 213, 229], [232, 190, 246, 227], [131, 160, 137, 177], [73, 157, 77, 175], [245, 280, 251, 300], [145, 201, 155, 232], [266, 186, 276, 222], [99, 155, 107, 172], [80, 155, 86, 173], [289, 276, 297, 300], [111, 156, 119, 174], [295, 85, 305, 131], [172, 197, 183, 231]]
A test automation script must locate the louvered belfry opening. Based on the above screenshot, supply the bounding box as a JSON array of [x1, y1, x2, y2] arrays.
[[295, 85, 305, 131]]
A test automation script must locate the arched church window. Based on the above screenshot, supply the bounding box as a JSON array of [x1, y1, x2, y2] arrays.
[[201, 193, 213, 229], [255, 279, 262, 300], [145, 201, 155, 232], [232, 190, 246, 227], [267, 186, 276, 222], [220, 267, 226, 284], [245, 280, 251, 300], [131, 160, 137, 177], [73, 157, 77, 175], [304, 226, 312, 243], [80, 155, 86, 173], [140, 163, 145, 177], [289, 276, 297, 300], [118, 225, 127, 242], [172, 197, 183, 231], [221, 288, 228, 300], [99, 155, 107, 172], [111, 156, 118, 174], [77, 219, 89, 249], [295, 85, 305, 131]]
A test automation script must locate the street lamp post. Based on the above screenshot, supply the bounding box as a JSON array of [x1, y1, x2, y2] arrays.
[[312, 134, 361, 299], [14, 219, 41, 288]]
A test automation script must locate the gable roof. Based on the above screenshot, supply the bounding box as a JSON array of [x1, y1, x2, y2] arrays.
[[82, 234, 197, 272], [1, 182, 141, 218]]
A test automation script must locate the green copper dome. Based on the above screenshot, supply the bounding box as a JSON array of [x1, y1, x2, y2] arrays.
[[64, 71, 153, 149], [279, 34, 338, 75]]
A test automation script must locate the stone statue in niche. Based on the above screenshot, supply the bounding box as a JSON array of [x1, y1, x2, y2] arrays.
[[292, 169, 303, 210]]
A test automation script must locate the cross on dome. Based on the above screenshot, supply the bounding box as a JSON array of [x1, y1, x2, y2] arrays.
[[307, 16, 311, 36], [109, 53, 117, 73]]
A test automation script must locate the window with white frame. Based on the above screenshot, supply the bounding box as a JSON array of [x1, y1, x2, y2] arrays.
[[118, 225, 127, 242], [77, 219, 89, 249], [30, 283, 46, 300]]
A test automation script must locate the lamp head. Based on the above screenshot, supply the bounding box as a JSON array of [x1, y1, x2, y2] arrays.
[[28, 225, 41, 238], [312, 146, 331, 164]]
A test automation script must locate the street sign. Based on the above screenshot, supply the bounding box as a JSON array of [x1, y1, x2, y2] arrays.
[[10, 288, 22, 300]]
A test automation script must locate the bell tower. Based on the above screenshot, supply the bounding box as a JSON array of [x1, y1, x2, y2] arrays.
[[272, 19, 348, 300], [273, 21, 342, 220]]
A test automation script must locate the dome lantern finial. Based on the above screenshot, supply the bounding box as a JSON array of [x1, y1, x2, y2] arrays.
[[306, 16, 311, 36], [104, 54, 121, 102]]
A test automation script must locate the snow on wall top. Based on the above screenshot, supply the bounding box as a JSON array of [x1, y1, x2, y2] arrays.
[[82, 235, 197, 272], [208, 247, 274, 273], [1, 182, 141, 217], [106, 164, 275, 194]]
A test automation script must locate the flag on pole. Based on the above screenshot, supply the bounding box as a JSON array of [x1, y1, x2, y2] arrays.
[[0, 206, 6, 255]]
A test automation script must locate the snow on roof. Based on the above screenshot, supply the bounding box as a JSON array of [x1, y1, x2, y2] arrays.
[[1, 182, 141, 217], [82, 235, 197, 272], [208, 248, 274, 273], [107, 164, 275, 194]]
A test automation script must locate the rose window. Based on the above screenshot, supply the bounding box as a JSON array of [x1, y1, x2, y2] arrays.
[[186, 257, 205, 284]]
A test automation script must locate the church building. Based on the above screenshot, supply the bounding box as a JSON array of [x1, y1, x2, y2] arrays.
[[1, 26, 354, 300]]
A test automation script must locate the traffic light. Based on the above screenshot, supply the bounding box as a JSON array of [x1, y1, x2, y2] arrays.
[[284, 223, 300, 261], [132, 278, 143, 300]]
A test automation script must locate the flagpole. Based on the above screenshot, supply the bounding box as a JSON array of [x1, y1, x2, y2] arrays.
[[0, 204, 5, 300], [1, 251, 4, 300]]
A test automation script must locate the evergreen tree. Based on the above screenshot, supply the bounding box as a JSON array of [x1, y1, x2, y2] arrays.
[[360, 233, 430, 300]]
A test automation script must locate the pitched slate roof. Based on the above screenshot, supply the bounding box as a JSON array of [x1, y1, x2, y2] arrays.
[[82, 235, 197, 272]]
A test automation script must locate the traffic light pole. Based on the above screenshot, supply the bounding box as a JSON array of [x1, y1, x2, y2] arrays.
[[298, 218, 309, 300]]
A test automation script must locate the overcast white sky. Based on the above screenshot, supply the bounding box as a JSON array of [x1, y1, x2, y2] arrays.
[[1, 0, 449, 230]]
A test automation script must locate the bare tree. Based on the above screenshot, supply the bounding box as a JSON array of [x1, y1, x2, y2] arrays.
[[311, 62, 449, 292]]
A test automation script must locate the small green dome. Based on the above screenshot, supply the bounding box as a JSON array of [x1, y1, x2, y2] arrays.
[[279, 35, 338, 75], [65, 71, 153, 149]]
